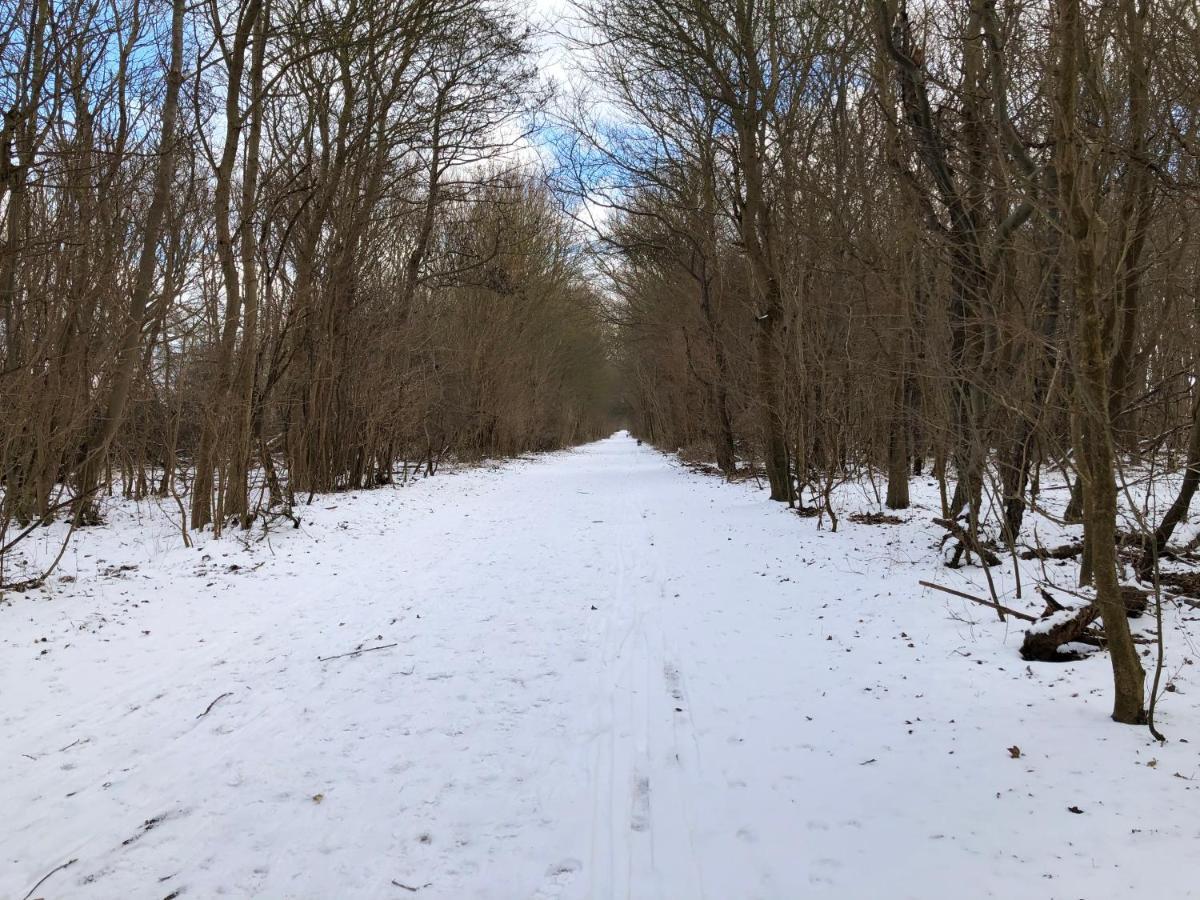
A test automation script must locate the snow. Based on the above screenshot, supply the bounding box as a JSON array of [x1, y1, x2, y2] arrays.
[[3, 432, 1198, 899], [1025, 607, 1086, 635]]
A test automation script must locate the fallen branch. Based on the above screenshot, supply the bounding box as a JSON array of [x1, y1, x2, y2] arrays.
[[392, 880, 432, 892], [197, 692, 233, 719], [0, 576, 45, 592], [22, 857, 78, 900], [933, 517, 1002, 568], [0, 494, 82, 557], [919, 580, 1038, 622], [318, 642, 398, 663]]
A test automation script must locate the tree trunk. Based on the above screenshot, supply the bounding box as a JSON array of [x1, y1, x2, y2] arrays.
[[191, 0, 263, 532], [886, 370, 911, 509], [228, 0, 269, 529], [76, 0, 184, 519], [755, 309, 790, 501], [1056, 0, 1145, 723]]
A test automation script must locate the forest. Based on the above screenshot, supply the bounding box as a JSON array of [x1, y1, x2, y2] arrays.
[[2, 0, 1199, 895], [566, 0, 1200, 728], [0, 0, 615, 542]]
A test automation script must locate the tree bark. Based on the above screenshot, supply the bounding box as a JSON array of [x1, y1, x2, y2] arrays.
[[1056, 0, 1145, 723]]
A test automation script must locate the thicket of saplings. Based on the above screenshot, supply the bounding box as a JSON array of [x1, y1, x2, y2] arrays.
[[568, 0, 1200, 729], [0, 0, 616, 569]]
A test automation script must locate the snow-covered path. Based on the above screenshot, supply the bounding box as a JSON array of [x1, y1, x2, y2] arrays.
[[3, 434, 1197, 899]]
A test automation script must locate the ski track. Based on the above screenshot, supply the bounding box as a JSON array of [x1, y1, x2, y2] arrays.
[[2, 433, 1198, 899]]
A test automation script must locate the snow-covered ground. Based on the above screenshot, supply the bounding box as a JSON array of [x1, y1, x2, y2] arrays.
[[3, 433, 1198, 899]]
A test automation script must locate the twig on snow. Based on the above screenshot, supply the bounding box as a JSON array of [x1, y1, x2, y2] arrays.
[[318, 642, 398, 663], [197, 692, 233, 719], [22, 857, 78, 900], [392, 880, 432, 892]]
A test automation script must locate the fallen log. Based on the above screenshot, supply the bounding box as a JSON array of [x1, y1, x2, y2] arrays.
[[1158, 571, 1200, 600], [1120, 585, 1149, 618], [921, 580, 1155, 661], [1020, 542, 1084, 561], [1020, 604, 1100, 661], [1020, 585, 1147, 661]]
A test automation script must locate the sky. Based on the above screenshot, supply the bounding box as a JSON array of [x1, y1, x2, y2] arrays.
[[529, 0, 580, 89], [511, 0, 618, 235]]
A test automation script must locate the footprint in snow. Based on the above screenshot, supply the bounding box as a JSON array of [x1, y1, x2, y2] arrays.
[[545, 858, 581, 878], [630, 774, 651, 832], [532, 858, 582, 899]]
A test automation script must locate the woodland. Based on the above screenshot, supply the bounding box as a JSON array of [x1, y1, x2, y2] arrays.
[[2, 0, 1200, 743]]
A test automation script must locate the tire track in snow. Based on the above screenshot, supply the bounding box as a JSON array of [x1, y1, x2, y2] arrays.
[[581, 466, 707, 900]]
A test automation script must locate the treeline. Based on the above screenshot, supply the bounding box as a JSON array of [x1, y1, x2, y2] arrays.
[[0, 0, 613, 542], [569, 0, 1200, 724]]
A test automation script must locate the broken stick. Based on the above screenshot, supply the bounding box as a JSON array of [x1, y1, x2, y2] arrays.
[[317, 642, 399, 663], [197, 692, 233, 719], [22, 858, 77, 900]]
